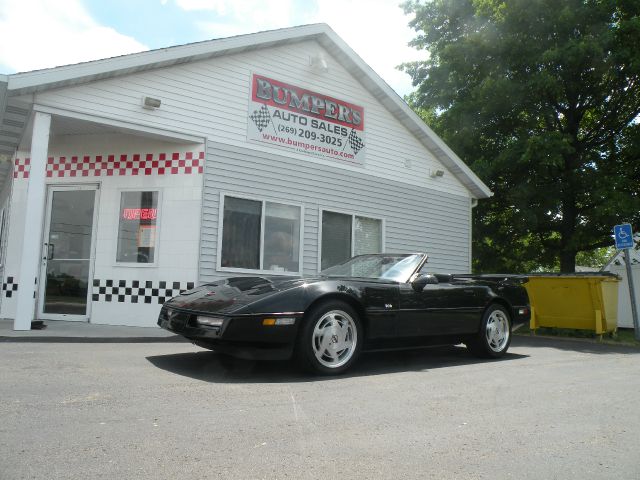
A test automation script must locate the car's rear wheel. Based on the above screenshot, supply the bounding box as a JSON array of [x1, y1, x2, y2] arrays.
[[297, 300, 362, 375], [466, 304, 512, 358]]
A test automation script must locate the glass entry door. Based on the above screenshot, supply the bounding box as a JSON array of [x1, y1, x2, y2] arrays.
[[39, 186, 98, 320]]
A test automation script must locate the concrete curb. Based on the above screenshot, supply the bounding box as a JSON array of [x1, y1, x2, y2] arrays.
[[512, 333, 640, 353]]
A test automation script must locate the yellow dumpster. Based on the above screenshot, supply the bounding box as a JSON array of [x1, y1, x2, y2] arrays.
[[525, 273, 620, 334]]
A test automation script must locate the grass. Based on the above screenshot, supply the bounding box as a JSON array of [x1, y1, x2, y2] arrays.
[[515, 324, 640, 347]]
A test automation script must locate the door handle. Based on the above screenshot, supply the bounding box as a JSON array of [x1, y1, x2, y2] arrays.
[[47, 243, 55, 260]]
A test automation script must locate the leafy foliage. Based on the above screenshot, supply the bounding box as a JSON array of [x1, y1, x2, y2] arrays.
[[402, 0, 640, 272], [575, 247, 615, 269]]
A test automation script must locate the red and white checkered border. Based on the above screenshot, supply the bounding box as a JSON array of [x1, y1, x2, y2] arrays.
[[13, 158, 30, 179], [14, 152, 204, 179]]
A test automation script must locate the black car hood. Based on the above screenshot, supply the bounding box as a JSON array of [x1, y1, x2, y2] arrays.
[[166, 276, 315, 314]]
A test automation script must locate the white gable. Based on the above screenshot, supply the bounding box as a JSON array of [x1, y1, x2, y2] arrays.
[[29, 40, 469, 197], [1, 24, 491, 199]]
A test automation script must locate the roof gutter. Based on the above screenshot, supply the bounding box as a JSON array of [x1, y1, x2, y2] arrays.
[[7, 24, 328, 96], [0, 76, 8, 121], [0, 77, 13, 159], [318, 29, 492, 199]]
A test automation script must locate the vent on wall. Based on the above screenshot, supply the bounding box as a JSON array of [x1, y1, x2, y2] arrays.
[[309, 53, 328, 73], [142, 96, 162, 110]]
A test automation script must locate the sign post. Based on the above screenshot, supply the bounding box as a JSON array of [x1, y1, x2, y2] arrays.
[[614, 223, 640, 340]]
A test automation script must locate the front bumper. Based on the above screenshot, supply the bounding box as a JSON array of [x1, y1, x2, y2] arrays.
[[157, 305, 302, 360]]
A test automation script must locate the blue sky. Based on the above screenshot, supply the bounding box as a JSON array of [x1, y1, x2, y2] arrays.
[[0, 0, 428, 96]]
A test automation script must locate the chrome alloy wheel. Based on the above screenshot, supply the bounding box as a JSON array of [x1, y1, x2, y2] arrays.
[[312, 310, 358, 368], [485, 309, 510, 352]]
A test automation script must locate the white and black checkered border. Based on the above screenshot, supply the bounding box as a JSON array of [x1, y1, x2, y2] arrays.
[[92, 279, 196, 305], [2, 276, 18, 298]]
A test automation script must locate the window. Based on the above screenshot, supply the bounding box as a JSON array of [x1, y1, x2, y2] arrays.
[[116, 191, 159, 264], [354, 215, 382, 255], [220, 195, 301, 273], [321, 210, 383, 270]]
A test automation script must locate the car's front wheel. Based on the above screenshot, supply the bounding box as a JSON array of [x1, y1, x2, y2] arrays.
[[466, 304, 512, 358], [297, 300, 362, 375]]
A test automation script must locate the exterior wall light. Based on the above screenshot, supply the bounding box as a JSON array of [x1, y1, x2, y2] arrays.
[[430, 169, 445, 178], [142, 96, 162, 110], [309, 53, 328, 73]]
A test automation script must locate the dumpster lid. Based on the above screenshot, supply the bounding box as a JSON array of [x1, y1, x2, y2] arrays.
[[454, 274, 529, 279], [526, 272, 621, 280], [453, 274, 529, 284]]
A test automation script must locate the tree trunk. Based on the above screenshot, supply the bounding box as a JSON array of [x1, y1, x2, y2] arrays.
[[560, 145, 579, 274], [560, 249, 576, 273]]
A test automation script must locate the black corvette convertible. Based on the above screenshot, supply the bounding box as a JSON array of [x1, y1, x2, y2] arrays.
[[158, 253, 530, 374]]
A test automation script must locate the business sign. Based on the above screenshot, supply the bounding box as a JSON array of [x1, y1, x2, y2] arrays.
[[247, 74, 366, 165], [122, 208, 158, 221], [614, 223, 634, 250]]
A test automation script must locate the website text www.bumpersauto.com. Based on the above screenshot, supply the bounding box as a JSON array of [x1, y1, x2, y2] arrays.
[[261, 133, 356, 160]]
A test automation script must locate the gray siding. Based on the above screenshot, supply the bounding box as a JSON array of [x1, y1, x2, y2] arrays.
[[199, 141, 470, 283], [32, 40, 471, 197]]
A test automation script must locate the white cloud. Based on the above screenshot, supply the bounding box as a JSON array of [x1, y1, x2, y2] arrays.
[[188, 0, 297, 33], [311, 0, 428, 96], [175, 0, 228, 14], [0, 0, 148, 73]]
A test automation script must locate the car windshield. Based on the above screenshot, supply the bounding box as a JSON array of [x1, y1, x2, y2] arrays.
[[319, 254, 425, 282]]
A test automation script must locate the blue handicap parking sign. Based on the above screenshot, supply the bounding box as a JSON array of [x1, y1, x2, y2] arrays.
[[614, 223, 634, 249]]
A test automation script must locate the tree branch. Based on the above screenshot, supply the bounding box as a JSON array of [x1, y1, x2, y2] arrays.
[[579, 238, 615, 251]]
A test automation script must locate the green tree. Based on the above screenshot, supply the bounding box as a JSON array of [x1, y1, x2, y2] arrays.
[[402, 0, 640, 272]]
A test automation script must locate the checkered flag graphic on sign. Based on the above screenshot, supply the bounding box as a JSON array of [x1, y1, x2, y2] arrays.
[[250, 104, 272, 132], [348, 128, 365, 155]]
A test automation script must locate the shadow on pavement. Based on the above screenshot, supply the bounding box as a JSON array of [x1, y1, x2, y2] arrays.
[[146, 345, 528, 384], [0, 336, 186, 343], [512, 334, 640, 355]]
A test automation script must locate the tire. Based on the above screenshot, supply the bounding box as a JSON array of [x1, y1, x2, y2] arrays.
[[466, 304, 512, 358], [296, 300, 362, 375]]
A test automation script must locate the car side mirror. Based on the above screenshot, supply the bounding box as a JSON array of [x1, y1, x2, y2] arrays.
[[411, 274, 439, 291]]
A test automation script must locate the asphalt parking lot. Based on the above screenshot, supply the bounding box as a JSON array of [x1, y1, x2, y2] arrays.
[[1, 336, 639, 480]]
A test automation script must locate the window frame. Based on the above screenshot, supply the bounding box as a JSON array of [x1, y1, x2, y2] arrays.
[[113, 188, 163, 268], [216, 192, 305, 276], [317, 208, 386, 272]]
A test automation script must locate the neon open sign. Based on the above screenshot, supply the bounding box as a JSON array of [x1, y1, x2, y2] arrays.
[[122, 208, 157, 220]]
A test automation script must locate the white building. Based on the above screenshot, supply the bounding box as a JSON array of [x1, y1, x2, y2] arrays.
[[603, 246, 640, 329], [0, 24, 491, 330]]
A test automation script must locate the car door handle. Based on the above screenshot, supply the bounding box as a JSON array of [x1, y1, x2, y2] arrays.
[[463, 289, 474, 294]]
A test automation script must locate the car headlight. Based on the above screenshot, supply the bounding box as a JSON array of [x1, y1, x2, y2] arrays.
[[196, 316, 225, 327]]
